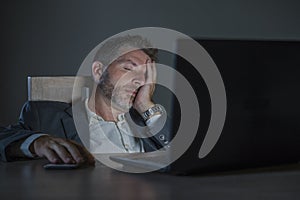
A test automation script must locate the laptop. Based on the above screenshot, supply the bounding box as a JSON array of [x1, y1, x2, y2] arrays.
[[109, 39, 300, 175]]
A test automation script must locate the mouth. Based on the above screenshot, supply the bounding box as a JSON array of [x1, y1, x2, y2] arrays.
[[125, 89, 137, 97]]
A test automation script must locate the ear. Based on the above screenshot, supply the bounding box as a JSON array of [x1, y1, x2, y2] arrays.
[[92, 61, 104, 84]]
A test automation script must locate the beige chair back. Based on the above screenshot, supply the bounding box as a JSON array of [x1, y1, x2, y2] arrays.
[[27, 76, 94, 103]]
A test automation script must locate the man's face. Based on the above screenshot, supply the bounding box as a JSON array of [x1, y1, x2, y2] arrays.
[[98, 49, 151, 111]]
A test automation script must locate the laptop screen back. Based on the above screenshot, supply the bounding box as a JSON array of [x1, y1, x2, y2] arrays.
[[171, 39, 300, 173]]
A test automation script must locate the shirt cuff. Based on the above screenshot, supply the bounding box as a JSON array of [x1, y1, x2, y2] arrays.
[[20, 134, 47, 158]]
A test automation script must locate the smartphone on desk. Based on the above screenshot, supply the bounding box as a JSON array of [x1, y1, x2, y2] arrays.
[[43, 163, 80, 170]]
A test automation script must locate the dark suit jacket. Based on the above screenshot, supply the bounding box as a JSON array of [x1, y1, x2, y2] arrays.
[[0, 100, 172, 161]]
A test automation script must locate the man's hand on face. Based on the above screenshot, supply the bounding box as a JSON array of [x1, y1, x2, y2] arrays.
[[133, 61, 156, 114], [30, 135, 95, 165]]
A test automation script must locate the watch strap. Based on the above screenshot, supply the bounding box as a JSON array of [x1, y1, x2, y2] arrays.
[[141, 104, 164, 121]]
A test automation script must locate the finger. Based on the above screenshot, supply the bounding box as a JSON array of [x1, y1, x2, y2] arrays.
[[70, 141, 95, 165], [145, 61, 153, 85], [78, 146, 95, 165], [42, 148, 62, 164], [152, 61, 157, 84], [147, 61, 156, 94], [59, 141, 85, 164], [50, 141, 76, 164]]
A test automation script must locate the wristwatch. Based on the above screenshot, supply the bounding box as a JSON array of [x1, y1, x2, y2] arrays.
[[141, 104, 164, 121]]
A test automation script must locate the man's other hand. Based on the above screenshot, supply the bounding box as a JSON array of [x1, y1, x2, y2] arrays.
[[31, 136, 95, 165]]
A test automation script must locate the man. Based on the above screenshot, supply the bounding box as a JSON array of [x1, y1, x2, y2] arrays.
[[0, 35, 171, 165]]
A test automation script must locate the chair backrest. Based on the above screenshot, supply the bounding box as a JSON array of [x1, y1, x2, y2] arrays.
[[27, 76, 94, 103]]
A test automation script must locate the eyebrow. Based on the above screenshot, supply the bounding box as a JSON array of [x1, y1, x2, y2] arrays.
[[117, 58, 138, 66]]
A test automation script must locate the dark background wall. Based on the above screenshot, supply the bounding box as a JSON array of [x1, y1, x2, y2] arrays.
[[0, 0, 300, 125]]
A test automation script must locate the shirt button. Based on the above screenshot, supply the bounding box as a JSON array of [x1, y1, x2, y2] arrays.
[[159, 135, 165, 140], [118, 114, 125, 121]]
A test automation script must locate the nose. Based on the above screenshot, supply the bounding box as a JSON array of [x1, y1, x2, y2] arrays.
[[132, 70, 145, 87]]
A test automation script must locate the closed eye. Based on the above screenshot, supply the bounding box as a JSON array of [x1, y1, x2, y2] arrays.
[[123, 66, 132, 71], [118, 59, 137, 71]]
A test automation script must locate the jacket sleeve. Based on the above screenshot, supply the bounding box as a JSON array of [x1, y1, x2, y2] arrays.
[[0, 101, 43, 162]]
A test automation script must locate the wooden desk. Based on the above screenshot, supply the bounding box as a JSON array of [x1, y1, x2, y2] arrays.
[[1, 159, 300, 200]]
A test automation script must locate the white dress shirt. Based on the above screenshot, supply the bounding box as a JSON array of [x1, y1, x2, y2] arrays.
[[85, 99, 162, 154]]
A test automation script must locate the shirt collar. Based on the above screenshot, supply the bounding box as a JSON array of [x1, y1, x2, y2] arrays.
[[84, 98, 126, 124]]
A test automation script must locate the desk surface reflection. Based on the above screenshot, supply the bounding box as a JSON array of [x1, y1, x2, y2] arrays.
[[1, 159, 300, 200]]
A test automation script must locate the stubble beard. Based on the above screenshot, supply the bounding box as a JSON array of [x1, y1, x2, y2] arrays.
[[97, 70, 133, 112]]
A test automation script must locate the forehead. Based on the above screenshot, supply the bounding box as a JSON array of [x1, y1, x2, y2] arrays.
[[117, 49, 150, 64]]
